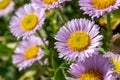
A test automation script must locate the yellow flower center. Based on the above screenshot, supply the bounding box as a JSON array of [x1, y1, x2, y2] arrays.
[[80, 68, 103, 80], [113, 36, 120, 47], [112, 59, 120, 72], [43, 0, 58, 5], [0, 0, 11, 10], [20, 14, 38, 31], [67, 31, 90, 52], [24, 45, 39, 60], [92, 0, 116, 10]]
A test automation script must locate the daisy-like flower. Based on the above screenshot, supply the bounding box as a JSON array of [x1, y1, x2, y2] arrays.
[[0, 0, 14, 17], [104, 52, 120, 78], [79, 0, 120, 18], [111, 33, 120, 53], [55, 19, 103, 61], [12, 36, 48, 71], [67, 54, 115, 80], [9, 4, 46, 39], [31, 0, 71, 10]]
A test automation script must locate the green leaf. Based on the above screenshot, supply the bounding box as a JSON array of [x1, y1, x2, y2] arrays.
[[0, 43, 13, 56], [54, 63, 66, 80], [51, 53, 59, 70]]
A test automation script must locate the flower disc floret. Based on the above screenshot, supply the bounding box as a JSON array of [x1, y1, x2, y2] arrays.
[[67, 31, 90, 52], [0, 0, 11, 10], [92, 0, 116, 10], [20, 14, 38, 31]]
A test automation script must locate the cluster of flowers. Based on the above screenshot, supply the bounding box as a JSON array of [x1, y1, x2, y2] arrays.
[[1, 0, 120, 79]]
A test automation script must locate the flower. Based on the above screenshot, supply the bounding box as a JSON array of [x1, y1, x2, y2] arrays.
[[104, 52, 120, 78], [111, 33, 120, 53], [79, 0, 120, 18], [31, 0, 71, 10], [55, 19, 103, 61], [67, 54, 115, 80], [0, 0, 14, 17], [9, 4, 46, 39], [12, 35, 48, 71]]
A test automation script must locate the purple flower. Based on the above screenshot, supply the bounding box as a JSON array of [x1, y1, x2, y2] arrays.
[[55, 19, 103, 61], [79, 0, 120, 18], [67, 54, 115, 80], [0, 0, 14, 17], [9, 3, 46, 39], [31, 0, 71, 10], [104, 51, 120, 78], [12, 35, 48, 71]]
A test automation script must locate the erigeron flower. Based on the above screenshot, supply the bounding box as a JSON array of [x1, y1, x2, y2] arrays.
[[31, 0, 71, 10], [55, 19, 103, 61], [104, 52, 120, 78], [12, 36, 48, 71], [67, 54, 115, 80], [0, 0, 14, 17], [9, 4, 46, 39], [79, 0, 120, 18]]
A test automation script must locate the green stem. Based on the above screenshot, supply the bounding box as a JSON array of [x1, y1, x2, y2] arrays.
[[106, 13, 113, 49], [57, 9, 66, 24], [36, 30, 48, 50], [106, 13, 112, 50], [57, 9, 71, 32]]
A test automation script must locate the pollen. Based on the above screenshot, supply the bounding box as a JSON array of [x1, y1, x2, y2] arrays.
[[0, 0, 11, 10], [43, 0, 58, 5], [67, 31, 90, 52], [92, 0, 116, 10], [80, 68, 103, 80], [20, 13, 38, 31], [112, 59, 120, 72], [24, 45, 39, 60]]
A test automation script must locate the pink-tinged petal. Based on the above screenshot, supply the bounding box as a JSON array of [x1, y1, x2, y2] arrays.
[[55, 19, 103, 62], [9, 3, 46, 39]]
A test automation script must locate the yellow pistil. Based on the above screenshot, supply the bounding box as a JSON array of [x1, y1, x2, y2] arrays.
[[80, 68, 103, 80], [43, 0, 58, 5], [112, 59, 120, 72], [24, 45, 39, 60], [92, 0, 116, 10], [20, 13, 38, 31], [0, 0, 11, 10], [67, 31, 90, 52]]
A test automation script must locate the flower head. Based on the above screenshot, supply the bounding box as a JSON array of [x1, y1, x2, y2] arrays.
[[67, 54, 115, 80], [111, 33, 120, 53], [79, 0, 120, 18], [9, 4, 46, 39], [31, 0, 71, 10], [104, 52, 120, 78], [55, 19, 103, 61], [12, 36, 48, 71], [0, 0, 14, 17]]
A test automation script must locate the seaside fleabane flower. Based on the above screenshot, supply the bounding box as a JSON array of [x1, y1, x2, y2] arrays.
[[31, 0, 71, 10], [55, 19, 103, 61], [12, 36, 48, 71], [67, 54, 115, 80], [0, 0, 14, 17], [79, 0, 120, 18], [104, 52, 120, 78], [9, 4, 46, 39], [111, 33, 120, 53]]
